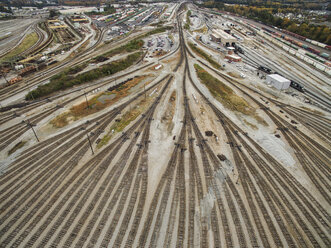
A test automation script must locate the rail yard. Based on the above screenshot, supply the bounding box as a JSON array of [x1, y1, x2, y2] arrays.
[[0, 1, 330, 248]]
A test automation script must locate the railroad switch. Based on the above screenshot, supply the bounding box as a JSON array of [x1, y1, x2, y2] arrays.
[[226, 141, 234, 147], [235, 145, 242, 152], [217, 119, 225, 125], [260, 107, 270, 110], [134, 131, 140, 137]]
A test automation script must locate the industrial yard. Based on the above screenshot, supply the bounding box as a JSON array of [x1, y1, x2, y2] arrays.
[[0, 1, 330, 247]]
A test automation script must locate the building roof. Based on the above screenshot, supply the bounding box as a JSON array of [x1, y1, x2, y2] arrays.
[[48, 19, 60, 22], [267, 74, 290, 83], [49, 25, 68, 29], [213, 29, 236, 42], [72, 18, 88, 22]]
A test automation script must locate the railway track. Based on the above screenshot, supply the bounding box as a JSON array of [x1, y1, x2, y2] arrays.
[[0, 28, 105, 102], [0, 61, 154, 144], [0, 26, 165, 102], [0, 23, 35, 59], [0, 73, 171, 247], [190, 52, 331, 246], [0, 5, 330, 248], [16, 23, 46, 57]]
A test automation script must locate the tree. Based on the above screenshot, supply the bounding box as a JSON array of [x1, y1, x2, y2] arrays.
[[49, 9, 59, 18]]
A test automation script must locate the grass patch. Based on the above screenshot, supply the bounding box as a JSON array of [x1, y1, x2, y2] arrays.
[[26, 52, 142, 100], [243, 119, 258, 130], [1, 32, 38, 62], [194, 26, 208, 33], [50, 75, 153, 128], [184, 10, 191, 30], [227, 72, 241, 78], [96, 26, 172, 60], [194, 64, 267, 126], [150, 20, 166, 27], [101, 39, 144, 58], [188, 42, 223, 70], [8, 141, 27, 155], [138, 26, 172, 39], [97, 94, 154, 148]]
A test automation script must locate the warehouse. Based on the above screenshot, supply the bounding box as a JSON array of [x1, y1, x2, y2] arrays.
[[211, 29, 236, 47], [266, 74, 291, 90]]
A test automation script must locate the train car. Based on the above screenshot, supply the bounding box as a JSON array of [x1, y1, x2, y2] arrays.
[[9, 76, 22, 85], [312, 48, 321, 55], [290, 80, 305, 92], [18, 66, 36, 77], [320, 52, 330, 59], [316, 42, 326, 48], [258, 66, 272, 74]]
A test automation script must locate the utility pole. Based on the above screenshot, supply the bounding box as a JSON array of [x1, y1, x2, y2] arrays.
[[81, 126, 94, 155], [2, 72, 9, 84], [28, 87, 35, 101], [84, 91, 89, 109], [26, 120, 39, 142], [144, 83, 146, 100]]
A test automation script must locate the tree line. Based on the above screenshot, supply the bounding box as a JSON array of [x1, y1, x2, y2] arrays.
[[201, 1, 331, 45]]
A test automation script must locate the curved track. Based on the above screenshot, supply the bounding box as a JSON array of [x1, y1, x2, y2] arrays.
[[0, 4, 330, 248]]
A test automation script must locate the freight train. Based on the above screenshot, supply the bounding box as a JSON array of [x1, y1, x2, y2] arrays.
[[290, 80, 305, 93], [258, 65, 305, 92], [261, 26, 330, 60]]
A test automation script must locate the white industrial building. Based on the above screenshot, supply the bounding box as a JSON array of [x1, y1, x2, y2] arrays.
[[266, 74, 291, 90], [211, 29, 236, 47]]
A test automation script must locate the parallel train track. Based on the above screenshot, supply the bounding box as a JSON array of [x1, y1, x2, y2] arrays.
[[0, 4, 329, 247]]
